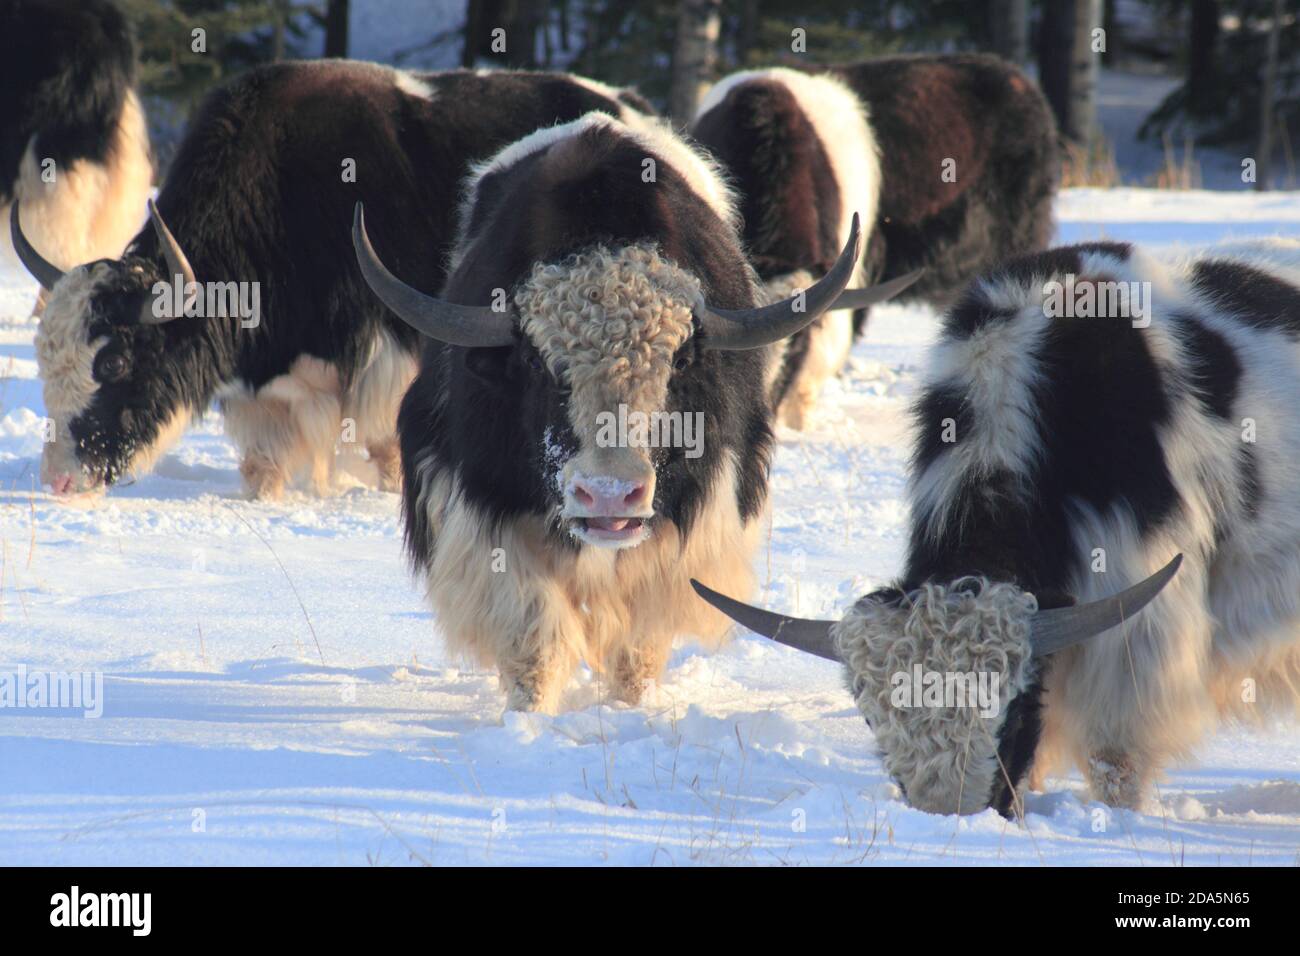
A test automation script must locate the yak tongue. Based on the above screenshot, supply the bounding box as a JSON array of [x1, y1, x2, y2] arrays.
[[588, 517, 632, 532]]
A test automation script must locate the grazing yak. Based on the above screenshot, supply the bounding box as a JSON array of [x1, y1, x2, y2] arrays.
[[352, 111, 899, 712], [13, 61, 653, 499], [695, 238, 1300, 815], [1, 0, 151, 307], [691, 55, 1057, 427]]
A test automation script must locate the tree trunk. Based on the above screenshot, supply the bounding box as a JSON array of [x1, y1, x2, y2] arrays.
[[736, 0, 759, 66], [463, 0, 545, 69], [1186, 0, 1219, 115], [324, 0, 350, 58], [1038, 0, 1102, 145], [271, 0, 287, 60], [990, 0, 1028, 64], [669, 0, 722, 124], [1256, 0, 1283, 191]]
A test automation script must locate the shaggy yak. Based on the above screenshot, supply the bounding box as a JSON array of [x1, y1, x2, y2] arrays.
[[12, 60, 654, 498], [691, 55, 1057, 427], [352, 111, 901, 711], [696, 238, 1300, 815]]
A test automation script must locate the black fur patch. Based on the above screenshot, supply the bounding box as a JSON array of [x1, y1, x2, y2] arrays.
[[0, 0, 138, 200], [691, 78, 843, 279], [943, 243, 1134, 339], [990, 675, 1046, 816], [1238, 444, 1262, 522], [401, 119, 773, 571], [827, 54, 1059, 306], [1191, 259, 1300, 337], [1172, 311, 1240, 421]]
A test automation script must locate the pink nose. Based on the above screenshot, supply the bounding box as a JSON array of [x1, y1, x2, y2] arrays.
[[50, 474, 75, 496], [567, 475, 647, 515]]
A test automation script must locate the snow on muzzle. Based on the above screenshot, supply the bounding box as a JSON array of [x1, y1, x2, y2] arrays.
[[560, 446, 655, 549]]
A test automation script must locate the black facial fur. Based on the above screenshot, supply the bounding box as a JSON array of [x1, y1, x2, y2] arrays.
[[399, 122, 774, 571]]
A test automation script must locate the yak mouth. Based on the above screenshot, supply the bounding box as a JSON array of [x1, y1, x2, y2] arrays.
[[567, 515, 652, 549]]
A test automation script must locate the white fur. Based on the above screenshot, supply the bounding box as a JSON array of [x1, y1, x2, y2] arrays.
[[3, 89, 151, 281], [219, 330, 416, 499], [697, 67, 880, 261], [417, 455, 761, 712], [915, 239, 1300, 808], [393, 70, 435, 101], [459, 111, 740, 259], [699, 69, 882, 429]]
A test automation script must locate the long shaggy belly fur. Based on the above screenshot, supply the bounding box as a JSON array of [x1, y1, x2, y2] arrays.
[[416, 458, 762, 713]]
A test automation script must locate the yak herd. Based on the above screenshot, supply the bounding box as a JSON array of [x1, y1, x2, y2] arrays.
[[5, 0, 1300, 817]]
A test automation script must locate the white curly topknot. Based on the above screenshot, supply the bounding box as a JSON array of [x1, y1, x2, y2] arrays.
[[834, 578, 1040, 815], [516, 242, 700, 433]]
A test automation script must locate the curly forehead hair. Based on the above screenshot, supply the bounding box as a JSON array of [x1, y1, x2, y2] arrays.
[[516, 243, 700, 407], [835, 578, 1039, 814]]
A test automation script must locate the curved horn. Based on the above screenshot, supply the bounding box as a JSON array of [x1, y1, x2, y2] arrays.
[[140, 199, 197, 325], [830, 267, 924, 312], [690, 579, 838, 662], [352, 202, 514, 347], [1030, 554, 1183, 657], [148, 198, 196, 289], [9, 201, 65, 290], [696, 212, 862, 351]]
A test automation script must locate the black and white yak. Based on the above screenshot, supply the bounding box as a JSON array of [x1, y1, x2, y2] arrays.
[[691, 55, 1058, 427], [351, 111, 899, 712], [12, 60, 654, 499], [1, 0, 151, 306], [695, 238, 1300, 815]]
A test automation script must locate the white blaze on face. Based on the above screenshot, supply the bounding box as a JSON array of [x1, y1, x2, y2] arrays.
[[834, 578, 1039, 815], [34, 265, 111, 492], [516, 243, 700, 549], [33, 263, 192, 495]]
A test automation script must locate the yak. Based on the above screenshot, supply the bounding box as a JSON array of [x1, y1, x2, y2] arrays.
[[13, 60, 654, 498], [695, 238, 1300, 815], [692, 55, 1057, 427], [353, 111, 899, 712]]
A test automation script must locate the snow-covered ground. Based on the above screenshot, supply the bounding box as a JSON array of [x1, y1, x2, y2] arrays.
[[1, 189, 1298, 866]]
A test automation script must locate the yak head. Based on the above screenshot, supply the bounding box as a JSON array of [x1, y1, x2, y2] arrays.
[[692, 555, 1181, 814], [13, 200, 215, 496], [352, 198, 900, 549]]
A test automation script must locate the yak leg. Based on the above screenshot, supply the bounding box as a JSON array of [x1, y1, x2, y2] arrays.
[[342, 332, 417, 491], [367, 436, 402, 493], [608, 643, 665, 706], [224, 358, 343, 500], [497, 633, 578, 714], [778, 310, 853, 430]]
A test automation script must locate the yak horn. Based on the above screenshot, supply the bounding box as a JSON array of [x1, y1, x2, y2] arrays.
[[696, 213, 862, 350], [9, 201, 65, 291], [690, 580, 838, 661], [352, 202, 514, 348], [830, 267, 924, 312], [691, 554, 1184, 664], [1029, 554, 1182, 656], [140, 199, 198, 325], [148, 198, 196, 290]]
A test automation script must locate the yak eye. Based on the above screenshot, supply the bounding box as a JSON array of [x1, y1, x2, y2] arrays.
[[96, 353, 129, 383]]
